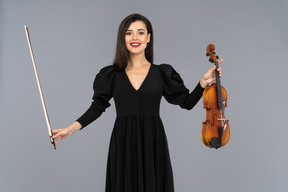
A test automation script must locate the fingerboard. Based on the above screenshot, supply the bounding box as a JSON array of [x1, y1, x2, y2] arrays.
[[215, 60, 223, 110]]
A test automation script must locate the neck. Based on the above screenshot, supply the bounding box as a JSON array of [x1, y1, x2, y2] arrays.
[[128, 53, 149, 67]]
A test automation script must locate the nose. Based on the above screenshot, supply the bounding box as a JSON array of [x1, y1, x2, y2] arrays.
[[132, 32, 138, 40]]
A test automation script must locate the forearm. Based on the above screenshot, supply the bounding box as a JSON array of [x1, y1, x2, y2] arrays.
[[180, 82, 204, 110], [76, 105, 104, 129]]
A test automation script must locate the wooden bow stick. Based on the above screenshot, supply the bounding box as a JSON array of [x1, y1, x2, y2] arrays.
[[24, 25, 56, 149]]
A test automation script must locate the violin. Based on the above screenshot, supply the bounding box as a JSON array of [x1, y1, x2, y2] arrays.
[[202, 44, 230, 149]]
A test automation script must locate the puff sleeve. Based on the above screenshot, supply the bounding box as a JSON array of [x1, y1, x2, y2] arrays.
[[159, 64, 204, 110], [76, 65, 116, 129]]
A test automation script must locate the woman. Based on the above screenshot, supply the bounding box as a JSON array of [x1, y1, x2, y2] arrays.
[[52, 13, 222, 192]]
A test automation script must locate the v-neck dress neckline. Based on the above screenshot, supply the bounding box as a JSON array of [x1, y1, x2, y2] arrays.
[[124, 64, 152, 92]]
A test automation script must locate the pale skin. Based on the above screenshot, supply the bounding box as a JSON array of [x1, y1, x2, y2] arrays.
[[52, 20, 222, 145]]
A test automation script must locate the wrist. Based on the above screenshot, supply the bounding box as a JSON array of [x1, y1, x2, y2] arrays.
[[200, 78, 207, 88], [69, 121, 82, 134]]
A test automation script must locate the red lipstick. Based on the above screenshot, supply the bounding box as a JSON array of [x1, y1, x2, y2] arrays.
[[130, 42, 141, 47]]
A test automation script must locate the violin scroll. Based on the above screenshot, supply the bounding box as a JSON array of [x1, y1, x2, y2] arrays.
[[206, 44, 219, 63]]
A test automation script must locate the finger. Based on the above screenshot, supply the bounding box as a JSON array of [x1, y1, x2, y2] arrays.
[[209, 65, 216, 72], [217, 67, 222, 76], [55, 138, 61, 145], [52, 128, 65, 137], [218, 58, 224, 64], [53, 132, 62, 139], [52, 129, 61, 134]]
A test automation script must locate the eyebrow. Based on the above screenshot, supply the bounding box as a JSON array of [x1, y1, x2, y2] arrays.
[[126, 29, 146, 31]]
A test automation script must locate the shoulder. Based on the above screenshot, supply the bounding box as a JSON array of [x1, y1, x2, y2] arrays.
[[154, 63, 180, 76], [99, 64, 118, 74], [154, 63, 184, 83], [96, 64, 120, 78], [154, 63, 173, 70], [92, 65, 119, 85]]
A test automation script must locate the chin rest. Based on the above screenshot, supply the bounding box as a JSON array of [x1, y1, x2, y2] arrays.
[[209, 126, 224, 149]]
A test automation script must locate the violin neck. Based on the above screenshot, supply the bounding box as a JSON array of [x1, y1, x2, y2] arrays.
[[215, 60, 223, 110]]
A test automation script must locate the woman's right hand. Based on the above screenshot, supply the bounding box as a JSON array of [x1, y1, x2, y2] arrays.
[[52, 121, 82, 145]]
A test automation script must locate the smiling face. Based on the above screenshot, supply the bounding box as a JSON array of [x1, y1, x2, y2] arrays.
[[125, 20, 151, 56]]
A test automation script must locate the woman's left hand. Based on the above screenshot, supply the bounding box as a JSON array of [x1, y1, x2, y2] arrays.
[[200, 59, 223, 88]]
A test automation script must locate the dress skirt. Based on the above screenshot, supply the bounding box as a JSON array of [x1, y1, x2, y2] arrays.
[[106, 115, 174, 192]]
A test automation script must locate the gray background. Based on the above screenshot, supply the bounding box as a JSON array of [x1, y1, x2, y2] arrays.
[[1, 0, 287, 191]]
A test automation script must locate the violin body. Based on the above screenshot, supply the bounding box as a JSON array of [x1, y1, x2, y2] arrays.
[[202, 83, 230, 148], [202, 44, 230, 149]]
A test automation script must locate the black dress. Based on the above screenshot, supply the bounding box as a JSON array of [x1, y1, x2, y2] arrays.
[[77, 63, 204, 192]]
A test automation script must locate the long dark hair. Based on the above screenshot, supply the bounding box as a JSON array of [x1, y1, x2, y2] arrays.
[[113, 13, 154, 70]]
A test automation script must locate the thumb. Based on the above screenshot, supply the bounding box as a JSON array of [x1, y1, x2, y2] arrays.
[[208, 65, 216, 73]]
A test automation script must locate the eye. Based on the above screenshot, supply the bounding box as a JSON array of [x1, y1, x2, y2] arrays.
[[126, 32, 132, 35], [139, 32, 145, 35]]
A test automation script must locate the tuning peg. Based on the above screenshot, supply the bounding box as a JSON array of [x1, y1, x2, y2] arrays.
[[213, 51, 216, 54], [216, 56, 219, 59], [209, 58, 213, 62], [206, 52, 210, 57]]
